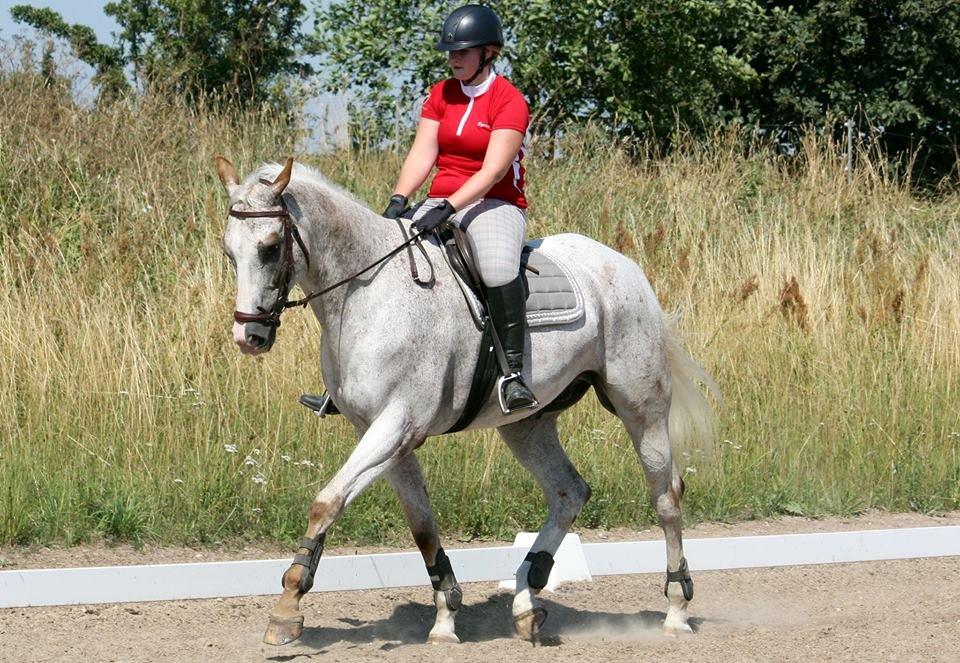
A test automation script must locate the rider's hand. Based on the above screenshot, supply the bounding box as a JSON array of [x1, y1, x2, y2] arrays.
[[382, 194, 408, 220], [413, 200, 456, 233]]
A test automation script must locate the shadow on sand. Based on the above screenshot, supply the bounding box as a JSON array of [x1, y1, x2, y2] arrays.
[[265, 591, 706, 660]]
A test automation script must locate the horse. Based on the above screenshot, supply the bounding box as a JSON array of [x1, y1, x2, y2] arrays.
[[215, 156, 718, 646]]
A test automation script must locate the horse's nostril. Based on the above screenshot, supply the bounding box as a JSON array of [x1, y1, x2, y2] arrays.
[[247, 333, 267, 348]]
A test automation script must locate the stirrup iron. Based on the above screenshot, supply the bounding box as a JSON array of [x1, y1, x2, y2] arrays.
[[497, 373, 539, 415], [298, 392, 340, 417]]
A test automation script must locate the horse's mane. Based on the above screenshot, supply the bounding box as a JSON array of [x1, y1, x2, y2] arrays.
[[251, 162, 369, 215]]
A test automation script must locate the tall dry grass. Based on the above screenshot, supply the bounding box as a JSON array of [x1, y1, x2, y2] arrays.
[[1, 61, 958, 547]]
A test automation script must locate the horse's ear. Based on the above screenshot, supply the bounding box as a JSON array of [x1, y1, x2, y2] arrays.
[[215, 155, 239, 195], [271, 157, 294, 198]]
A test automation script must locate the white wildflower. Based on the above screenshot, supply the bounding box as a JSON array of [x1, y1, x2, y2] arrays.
[[281, 455, 291, 462], [252, 473, 267, 485], [223, 444, 238, 454], [684, 466, 697, 475], [173, 478, 184, 484], [244, 455, 258, 467]]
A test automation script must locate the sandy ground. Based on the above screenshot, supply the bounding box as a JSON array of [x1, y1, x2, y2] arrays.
[[1, 511, 958, 662]]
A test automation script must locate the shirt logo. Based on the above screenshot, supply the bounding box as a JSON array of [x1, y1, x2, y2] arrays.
[[476, 121, 491, 130]]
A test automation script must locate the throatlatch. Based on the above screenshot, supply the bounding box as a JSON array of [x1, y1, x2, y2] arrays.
[[284, 532, 327, 594], [426, 547, 463, 611], [524, 550, 555, 590], [664, 556, 694, 601]]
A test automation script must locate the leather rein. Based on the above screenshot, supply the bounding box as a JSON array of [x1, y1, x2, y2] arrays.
[[230, 193, 431, 328]]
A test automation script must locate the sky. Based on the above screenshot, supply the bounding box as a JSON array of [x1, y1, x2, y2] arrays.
[[0, 0, 348, 150], [0, 0, 118, 44]]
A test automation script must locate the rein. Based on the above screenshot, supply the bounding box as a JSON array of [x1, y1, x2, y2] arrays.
[[230, 195, 431, 328]]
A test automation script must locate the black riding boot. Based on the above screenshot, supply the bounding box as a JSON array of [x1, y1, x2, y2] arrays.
[[486, 275, 538, 413]]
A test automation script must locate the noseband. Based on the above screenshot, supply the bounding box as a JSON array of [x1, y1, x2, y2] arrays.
[[229, 193, 310, 329], [230, 191, 433, 330]]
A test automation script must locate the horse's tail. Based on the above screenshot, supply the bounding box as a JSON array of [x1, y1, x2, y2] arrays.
[[663, 312, 721, 451]]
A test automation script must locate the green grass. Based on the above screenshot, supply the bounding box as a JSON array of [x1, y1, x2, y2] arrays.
[[1, 60, 958, 549]]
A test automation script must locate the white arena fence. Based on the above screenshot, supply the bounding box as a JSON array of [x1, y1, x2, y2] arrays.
[[1, 527, 958, 608]]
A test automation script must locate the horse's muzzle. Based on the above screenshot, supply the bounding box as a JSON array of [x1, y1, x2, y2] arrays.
[[234, 320, 276, 354]]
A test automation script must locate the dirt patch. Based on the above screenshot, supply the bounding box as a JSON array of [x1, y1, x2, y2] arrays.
[[1, 511, 958, 662]]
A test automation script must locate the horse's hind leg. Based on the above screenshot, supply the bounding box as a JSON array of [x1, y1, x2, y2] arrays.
[[497, 413, 591, 641], [601, 382, 692, 635], [385, 453, 461, 644]]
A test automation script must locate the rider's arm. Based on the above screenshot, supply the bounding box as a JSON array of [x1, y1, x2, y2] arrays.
[[446, 129, 523, 211], [392, 118, 440, 199]]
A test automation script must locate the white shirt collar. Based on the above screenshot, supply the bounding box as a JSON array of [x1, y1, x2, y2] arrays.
[[459, 71, 496, 99]]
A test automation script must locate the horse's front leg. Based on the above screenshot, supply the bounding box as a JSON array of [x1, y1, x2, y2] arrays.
[[263, 409, 419, 646]]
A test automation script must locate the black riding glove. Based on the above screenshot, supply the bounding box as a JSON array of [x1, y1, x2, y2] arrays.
[[383, 194, 408, 220], [413, 200, 456, 233]]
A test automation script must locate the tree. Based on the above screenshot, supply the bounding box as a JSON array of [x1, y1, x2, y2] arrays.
[[751, 1, 960, 171], [10, 6, 129, 99], [308, 0, 762, 141], [11, 1, 313, 107]]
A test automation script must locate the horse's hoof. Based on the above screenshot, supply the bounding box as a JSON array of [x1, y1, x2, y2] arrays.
[[262, 615, 304, 646], [663, 620, 693, 637], [513, 607, 547, 643], [427, 628, 460, 644]]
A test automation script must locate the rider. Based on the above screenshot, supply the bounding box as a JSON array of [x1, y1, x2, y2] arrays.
[[302, 4, 536, 417], [383, 4, 537, 413]]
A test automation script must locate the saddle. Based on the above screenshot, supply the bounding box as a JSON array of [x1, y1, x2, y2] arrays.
[[438, 227, 584, 330], [437, 226, 585, 433]]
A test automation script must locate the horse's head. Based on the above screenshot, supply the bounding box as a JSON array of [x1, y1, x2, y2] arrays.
[[216, 155, 305, 355]]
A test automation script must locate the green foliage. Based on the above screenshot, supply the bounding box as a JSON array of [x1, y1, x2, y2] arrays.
[[310, 0, 762, 139], [311, 0, 960, 170], [11, 0, 313, 107], [505, 0, 762, 135], [753, 1, 960, 171]]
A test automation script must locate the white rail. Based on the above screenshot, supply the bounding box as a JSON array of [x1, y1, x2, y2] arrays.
[[1, 526, 958, 608]]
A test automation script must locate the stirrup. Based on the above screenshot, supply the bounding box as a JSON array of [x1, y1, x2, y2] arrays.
[[298, 392, 340, 417], [497, 373, 539, 415]]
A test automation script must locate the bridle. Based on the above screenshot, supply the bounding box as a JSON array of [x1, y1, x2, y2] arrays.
[[230, 188, 432, 329], [229, 191, 307, 329]]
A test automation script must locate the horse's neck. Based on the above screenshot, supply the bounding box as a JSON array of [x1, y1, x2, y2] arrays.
[[292, 183, 397, 327]]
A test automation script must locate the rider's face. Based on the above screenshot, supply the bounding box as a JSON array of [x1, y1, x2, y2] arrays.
[[448, 47, 487, 81]]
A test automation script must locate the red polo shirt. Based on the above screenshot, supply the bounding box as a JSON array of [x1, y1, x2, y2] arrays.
[[421, 74, 529, 208]]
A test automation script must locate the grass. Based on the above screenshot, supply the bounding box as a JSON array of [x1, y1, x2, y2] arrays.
[[1, 56, 958, 549]]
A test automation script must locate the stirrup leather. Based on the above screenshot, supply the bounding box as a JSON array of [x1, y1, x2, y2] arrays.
[[497, 373, 539, 415]]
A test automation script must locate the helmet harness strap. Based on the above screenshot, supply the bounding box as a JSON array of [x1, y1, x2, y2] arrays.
[[464, 49, 493, 86]]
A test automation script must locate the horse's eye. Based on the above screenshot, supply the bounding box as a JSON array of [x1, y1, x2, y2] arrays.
[[259, 242, 282, 263]]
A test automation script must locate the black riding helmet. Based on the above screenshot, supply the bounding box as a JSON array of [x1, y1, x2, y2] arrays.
[[437, 4, 504, 51]]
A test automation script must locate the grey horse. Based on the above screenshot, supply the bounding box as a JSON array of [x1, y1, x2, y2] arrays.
[[215, 156, 718, 646]]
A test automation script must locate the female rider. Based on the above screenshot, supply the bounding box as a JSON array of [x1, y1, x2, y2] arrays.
[[383, 4, 537, 413]]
